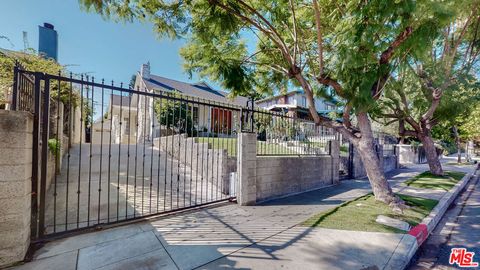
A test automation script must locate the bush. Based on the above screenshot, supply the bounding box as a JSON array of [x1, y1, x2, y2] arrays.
[[48, 138, 61, 157], [438, 141, 457, 155]]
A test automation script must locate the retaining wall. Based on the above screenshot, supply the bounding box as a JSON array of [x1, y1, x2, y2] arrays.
[[154, 134, 236, 194], [236, 133, 339, 205], [383, 155, 398, 173], [256, 156, 337, 202]]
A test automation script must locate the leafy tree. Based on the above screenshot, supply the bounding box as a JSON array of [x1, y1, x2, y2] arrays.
[[378, 2, 480, 174], [153, 93, 196, 136], [128, 74, 136, 90], [80, 0, 458, 210], [0, 49, 80, 107], [459, 103, 480, 142]]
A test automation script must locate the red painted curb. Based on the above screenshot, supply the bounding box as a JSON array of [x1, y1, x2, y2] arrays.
[[408, 224, 428, 245]]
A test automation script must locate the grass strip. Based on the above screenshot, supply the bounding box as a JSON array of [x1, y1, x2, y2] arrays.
[[302, 193, 438, 233]]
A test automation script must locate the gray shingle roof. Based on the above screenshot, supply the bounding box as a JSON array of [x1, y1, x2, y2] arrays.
[[110, 94, 131, 107], [142, 74, 248, 107]]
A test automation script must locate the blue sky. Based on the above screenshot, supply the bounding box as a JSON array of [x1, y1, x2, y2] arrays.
[[0, 0, 222, 89]]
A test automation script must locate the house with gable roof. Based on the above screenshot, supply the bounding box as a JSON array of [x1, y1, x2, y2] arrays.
[[93, 62, 249, 144]]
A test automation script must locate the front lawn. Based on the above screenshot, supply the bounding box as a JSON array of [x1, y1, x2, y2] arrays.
[[302, 194, 437, 233], [195, 137, 292, 156], [195, 137, 237, 156], [403, 171, 465, 191]]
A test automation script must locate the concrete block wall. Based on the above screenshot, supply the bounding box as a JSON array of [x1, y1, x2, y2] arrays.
[[397, 144, 416, 165], [256, 155, 336, 202], [236, 133, 339, 204], [0, 110, 32, 267], [154, 134, 236, 194], [383, 155, 398, 172]]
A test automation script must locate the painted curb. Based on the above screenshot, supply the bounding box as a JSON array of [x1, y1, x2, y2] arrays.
[[383, 165, 479, 270]]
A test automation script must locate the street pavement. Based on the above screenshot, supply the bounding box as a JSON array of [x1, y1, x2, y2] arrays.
[[9, 157, 475, 270]]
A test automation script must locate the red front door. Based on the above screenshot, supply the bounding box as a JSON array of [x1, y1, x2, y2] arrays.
[[211, 108, 232, 133]]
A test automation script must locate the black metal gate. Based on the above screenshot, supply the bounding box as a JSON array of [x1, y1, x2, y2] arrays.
[[339, 135, 353, 179], [12, 66, 238, 240]]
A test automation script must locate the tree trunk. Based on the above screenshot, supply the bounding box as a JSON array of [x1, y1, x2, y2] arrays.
[[453, 126, 461, 163], [356, 113, 404, 210], [457, 145, 462, 163], [420, 134, 444, 175]]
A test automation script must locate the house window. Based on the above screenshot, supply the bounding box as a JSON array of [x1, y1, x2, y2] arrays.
[[302, 96, 307, 107], [192, 106, 199, 126], [188, 105, 200, 126]]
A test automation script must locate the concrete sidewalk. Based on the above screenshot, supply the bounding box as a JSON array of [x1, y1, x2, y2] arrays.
[[10, 158, 474, 270]]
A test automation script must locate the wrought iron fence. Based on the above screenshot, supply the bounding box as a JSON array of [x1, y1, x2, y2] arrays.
[[374, 132, 398, 156], [251, 109, 333, 156], [12, 64, 345, 239], [11, 65, 35, 112], [337, 132, 353, 179], [13, 66, 242, 239]]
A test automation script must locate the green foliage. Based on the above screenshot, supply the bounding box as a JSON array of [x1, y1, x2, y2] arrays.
[[0, 49, 80, 108], [82, 97, 94, 128], [378, 0, 480, 144], [436, 140, 458, 155], [79, 0, 459, 113], [153, 93, 196, 136], [254, 112, 273, 134], [458, 103, 480, 141], [47, 138, 61, 157], [128, 74, 136, 89]]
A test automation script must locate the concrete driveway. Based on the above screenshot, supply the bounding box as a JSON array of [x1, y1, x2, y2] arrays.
[[43, 143, 224, 234]]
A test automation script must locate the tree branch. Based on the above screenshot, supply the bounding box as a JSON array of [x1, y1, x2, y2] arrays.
[[380, 27, 413, 65], [294, 73, 359, 143], [398, 119, 418, 137], [243, 60, 289, 75], [235, 0, 293, 65], [289, 0, 299, 64], [446, 12, 475, 74], [371, 26, 413, 98], [312, 0, 324, 75], [209, 0, 293, 66], [316, 74, 346, 98], [343, 103, 353, 130]]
